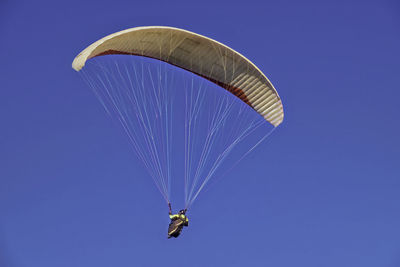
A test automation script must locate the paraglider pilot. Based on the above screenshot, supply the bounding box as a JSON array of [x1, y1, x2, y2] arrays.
[[168, 203, 188, 238]]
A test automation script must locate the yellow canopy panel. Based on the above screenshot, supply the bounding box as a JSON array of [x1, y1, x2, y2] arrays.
[[72, 26, 283, 126]]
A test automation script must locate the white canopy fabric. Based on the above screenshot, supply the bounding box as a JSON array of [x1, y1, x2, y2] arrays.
[[72, 26, 283, 126]]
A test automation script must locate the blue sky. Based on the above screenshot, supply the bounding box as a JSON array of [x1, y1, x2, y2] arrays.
[[1, 0, 399, 266]]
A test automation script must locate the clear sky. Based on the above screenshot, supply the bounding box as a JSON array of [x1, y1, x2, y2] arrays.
[[1, 0, 399, 266]]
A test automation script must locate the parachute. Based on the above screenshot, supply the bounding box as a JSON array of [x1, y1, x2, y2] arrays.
[[72, 26, 283, 209]]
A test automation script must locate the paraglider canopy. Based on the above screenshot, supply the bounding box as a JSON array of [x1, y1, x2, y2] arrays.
[[72, 26, 283, 126]]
